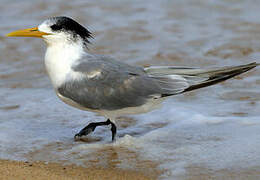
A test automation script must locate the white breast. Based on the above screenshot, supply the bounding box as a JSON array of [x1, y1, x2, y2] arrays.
[[44, 42, 85, 89]]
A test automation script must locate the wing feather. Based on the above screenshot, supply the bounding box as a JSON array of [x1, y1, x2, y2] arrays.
[[58, 54, 190, 110]]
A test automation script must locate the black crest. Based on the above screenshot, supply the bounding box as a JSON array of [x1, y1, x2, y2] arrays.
[[49, 16, 92, 45]]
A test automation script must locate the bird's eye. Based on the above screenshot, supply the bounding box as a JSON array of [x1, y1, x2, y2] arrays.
[[50, 24, 62, 31]]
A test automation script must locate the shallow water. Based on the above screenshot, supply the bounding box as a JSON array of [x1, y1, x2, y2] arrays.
[[0, 0, 260, 179]]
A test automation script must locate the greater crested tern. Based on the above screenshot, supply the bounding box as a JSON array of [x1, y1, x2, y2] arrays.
[[6, 16, 258, 141]]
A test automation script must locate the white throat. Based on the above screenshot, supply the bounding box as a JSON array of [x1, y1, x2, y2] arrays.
[[44, 40, 85, 89]]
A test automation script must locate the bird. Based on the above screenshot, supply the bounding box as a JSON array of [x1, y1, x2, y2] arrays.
[[6, 16, 258, 142]]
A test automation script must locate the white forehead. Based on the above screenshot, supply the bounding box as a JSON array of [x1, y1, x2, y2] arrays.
[[38, 19, 54, 33]]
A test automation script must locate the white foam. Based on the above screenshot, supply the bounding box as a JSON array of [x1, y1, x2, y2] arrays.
[[2, 86, 260, 178]]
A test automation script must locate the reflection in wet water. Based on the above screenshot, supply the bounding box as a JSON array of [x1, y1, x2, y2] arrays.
[[1, 0, 260, 179]]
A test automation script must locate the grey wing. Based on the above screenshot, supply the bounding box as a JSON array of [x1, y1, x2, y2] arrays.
[[57, 54, 190, 110], [145, 62, 258, 93]]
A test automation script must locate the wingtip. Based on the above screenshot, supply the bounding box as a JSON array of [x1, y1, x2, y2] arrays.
[[247, 62, 259, 67]]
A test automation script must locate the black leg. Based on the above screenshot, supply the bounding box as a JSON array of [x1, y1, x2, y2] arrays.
[[74, 119, 117, 141], [110, 122, 117, 141]]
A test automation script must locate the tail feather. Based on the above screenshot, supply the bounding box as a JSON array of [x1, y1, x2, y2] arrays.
[[145, 62, 258, 96], [184, 62, 257, 92]]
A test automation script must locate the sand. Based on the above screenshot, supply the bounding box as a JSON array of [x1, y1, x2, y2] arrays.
[[184, 166, 260, 180], [0, 160, 156, 180]]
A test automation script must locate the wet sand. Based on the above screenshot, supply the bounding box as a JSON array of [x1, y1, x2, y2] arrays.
[[185, 166, 260, 180], [0, 159, 156, 180]]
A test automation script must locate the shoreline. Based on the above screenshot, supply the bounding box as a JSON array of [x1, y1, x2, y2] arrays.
[[0, 159, 157, 180]]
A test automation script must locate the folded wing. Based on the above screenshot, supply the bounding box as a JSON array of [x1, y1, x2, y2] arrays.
[[145, 62, 258, 94], [58, 54, 190, 110], [58, 54, 257, 110]]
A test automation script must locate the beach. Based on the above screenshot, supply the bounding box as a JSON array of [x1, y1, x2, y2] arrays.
[[1, 160, 259, 180], [0, 159, 157, 180], [1, 0, 260, 179]]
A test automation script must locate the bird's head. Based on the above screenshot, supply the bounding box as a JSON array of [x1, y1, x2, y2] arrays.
[[6, 16, 92, 48]]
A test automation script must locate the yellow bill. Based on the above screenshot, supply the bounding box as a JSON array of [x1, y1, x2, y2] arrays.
[[6, 27, 50, 38]]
